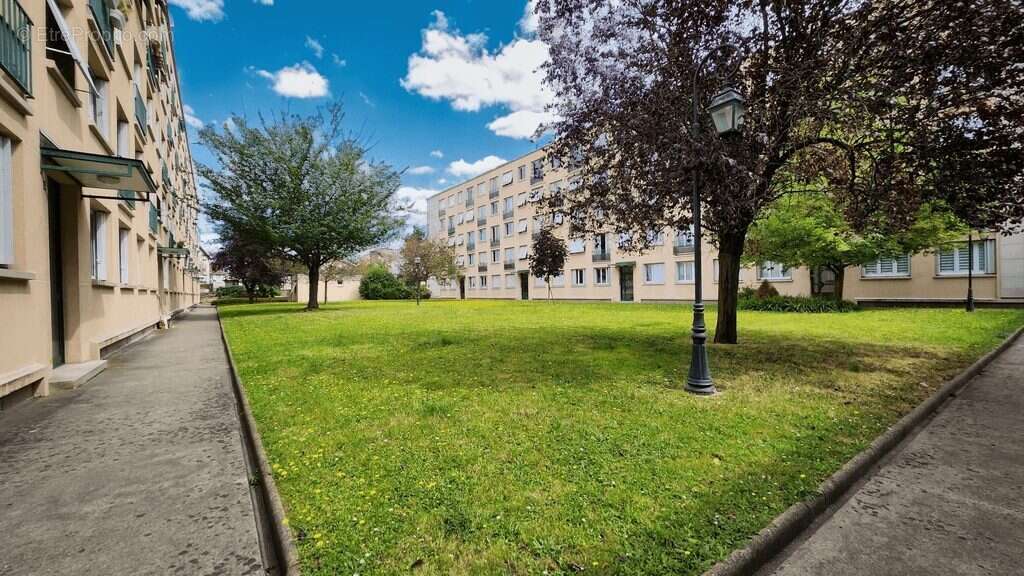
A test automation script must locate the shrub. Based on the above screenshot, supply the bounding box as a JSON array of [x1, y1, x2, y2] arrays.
[[755, 280, 780, 299], [738, 294, 860, 313], [359, 265, 412, 300], [215, 285, 247, 298]]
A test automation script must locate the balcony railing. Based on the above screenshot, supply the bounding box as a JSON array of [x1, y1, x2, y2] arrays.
[[149, 203, 159, 234], [490, 238, 500, 248], [467, 242, 476, 251], [88, 0, 114, 57], [592, 251, 611, 262], [118, 189, 136, 210], [0, 0, 31, 95], [134, 85, 147, 130], [447, 226, 455, 236], [504, 262, 515, 271], [673, 244, 695, 255], [489, 189, 499, 199], [477, 217, 487, 226], [502, 210, 514, 220], [478, 264, 488, 273], [437, 208, 446, 218]]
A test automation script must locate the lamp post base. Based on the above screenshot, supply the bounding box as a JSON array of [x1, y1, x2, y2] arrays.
[[685, 378, 717, 395]]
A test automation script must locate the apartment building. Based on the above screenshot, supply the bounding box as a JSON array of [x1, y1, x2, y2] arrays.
[[0, 0, 202, 406], [426, 148, 1024, 305]]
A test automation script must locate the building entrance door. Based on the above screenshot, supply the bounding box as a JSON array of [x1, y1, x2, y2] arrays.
[[47, 179, 65, 367], [519, 271, 530, 300], [458, 276, 466, 299], [619, 265, 634, 302]]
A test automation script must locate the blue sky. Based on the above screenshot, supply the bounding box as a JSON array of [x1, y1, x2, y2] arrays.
[[167, 0, 551, 244]]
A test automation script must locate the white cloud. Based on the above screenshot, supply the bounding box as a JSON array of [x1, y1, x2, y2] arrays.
[[396, 186, 440, 227], [408, 165, 435, 175], [487, 109, 556, 139], [401, 8, 555, 139], [305, 36, 324, 59], [332, 54, 347, 67], [430, 149, 444, 158], [447, 155, 507, 178], [168, 0, 224, 21], [183, 104, 204, 128], [358, 92, 375, 108], [519, 0, 540, 35], [253, 0, 273, 5], [436, 178, 448, 185], [255, 62, 329, 98]]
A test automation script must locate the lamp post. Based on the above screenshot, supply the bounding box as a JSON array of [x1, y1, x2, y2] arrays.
[[414, 256, 423, 306], [685, 47, 745, 396]]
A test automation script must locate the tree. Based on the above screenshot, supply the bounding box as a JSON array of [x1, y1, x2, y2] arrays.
[[211, 225, 284, 303], [398, 227, 458, 305], [320, 262, 350, 303], [200, 104, 405, 311], [745, 195, 964, 300], [528, 228, 567, 300], [535, 0, 1024, 343], [359, 265, 412, 300]]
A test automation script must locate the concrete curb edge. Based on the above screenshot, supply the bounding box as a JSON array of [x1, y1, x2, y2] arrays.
[[215, 306, 302, 575], [702, 324, 1024, 576]]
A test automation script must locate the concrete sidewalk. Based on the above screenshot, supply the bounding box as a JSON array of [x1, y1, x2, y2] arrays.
[[763, 336, 1024, 576], [0, 306, 264, 576]]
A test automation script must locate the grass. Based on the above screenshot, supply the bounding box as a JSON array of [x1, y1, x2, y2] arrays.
[[219, 301, 1024, 575]]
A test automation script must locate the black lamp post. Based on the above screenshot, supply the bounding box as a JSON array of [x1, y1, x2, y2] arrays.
[[414, 256, 423, 306], [966, 231, 976, 312], [685, 48, 745, 396]]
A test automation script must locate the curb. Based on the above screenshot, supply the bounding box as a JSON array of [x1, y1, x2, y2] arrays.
[[215, 306, 302, 576], [703, 324, 1024, 576]]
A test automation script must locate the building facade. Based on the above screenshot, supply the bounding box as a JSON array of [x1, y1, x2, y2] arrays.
[[426, 148, 1024, 305], [0, 0, 202, 406]]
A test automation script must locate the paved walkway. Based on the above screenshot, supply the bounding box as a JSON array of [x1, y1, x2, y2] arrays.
[[763, 336, 1024, 576], [0, 306, 264, 576]]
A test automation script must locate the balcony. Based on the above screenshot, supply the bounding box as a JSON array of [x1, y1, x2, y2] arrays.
[[149, 203, 159, 234], [673, 244, 695, 255], [502, 210, 514, 220], [465, 196, 474, 208], [477, 217, 487, 226], [134, 86, 147, 131], [118, 190, 136, 210], [489, 189, 499, 199], [490, 238, 500, 248], [0, 0, 31, 95], [437, 208, 446, 218], [467, 242, 476, 251], [504, 262, 515, 271], [592, 251, 611, 262], [478, 264, 488, 273], [88, 0, 114, 57], [447, 226, 455, 236]]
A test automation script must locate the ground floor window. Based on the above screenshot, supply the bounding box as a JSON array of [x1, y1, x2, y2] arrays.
[[937, 239, 995, 275], [491, 275, 502, 288], [469, 276, 477, 288], [758, 261, 791, 281], [119, 227, 130, 284], [675, 261, 694, 283], [91, 210, 108, 281], [862, 254, 910, 278], [594, 267, 609, 285], [480, 275, 488, 289], [504, 273, 515, 287], [644, 262, 665, 284], [572, 268, 585, 286], [0, 136, 12, 266]]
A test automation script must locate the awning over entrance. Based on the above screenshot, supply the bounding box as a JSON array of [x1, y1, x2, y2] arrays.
[[41, 146, 157, 202], [615, 261, 636, 268], [157, 246, 189, 258]]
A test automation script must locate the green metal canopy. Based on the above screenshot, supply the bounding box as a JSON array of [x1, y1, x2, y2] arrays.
[[41, 146, 157, 201], [158, 246, 189, 258]]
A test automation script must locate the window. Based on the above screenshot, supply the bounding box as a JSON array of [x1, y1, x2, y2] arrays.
[[478, 227, 487, 242], [469, 276, 477, 288], [464, 210, 473, 222], [568, 238, 586, 254], [504, 197, 513, 213], [594, 234, 608, 254], [0, 136, 12, 266], [504, 247, 514, 262], [480, 275, 488, 289], [490, 201, 498, 216], [675, 261, 695, 283], [517, 219, 528, 233], [491, 225, 499, 241], [505, 273, 515, 287], [492, 274, 502, 288], [758, 261, 792, 281], [646, 230, 665, 246], [552, 272, 565, 287], [90, 69, 109, 137], [46, 4, 77, 90], [518, 245, 529, 260], [675, 226, 695, 247], [119, 228, 130, 284], [457, 213, 464, 224], [517, 165, 526, 180], [644, 263, 665, 284], [594, 267, 609, 285], [117, 120, 130, 157], [529, 188, 542, 202], [863, 254, 911, 278], [531, 159, 544, 180], [516, 193, 527, 207], [478, 206, 487, 221], [478, 252, 486, 265], [91, 210, 108, 281], [535, 275, 547, 287], [504, 222, 514, 236], [617, 233, 632, 248], [937, 240, 995, 275], [572, 269, 585, 286], [468, 253, 475, 265], [491, 249, 500, 263], [457, 190, 464, 203], [502, 171, 514, 186], [467, 230, 475, 244]]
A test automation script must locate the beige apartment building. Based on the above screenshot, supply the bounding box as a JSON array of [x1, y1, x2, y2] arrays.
[[0, 0, 202, 407], [426, 148, 1024, 305]]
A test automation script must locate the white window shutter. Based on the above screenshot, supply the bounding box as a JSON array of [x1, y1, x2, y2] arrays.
[[896, 254, 910, 274]]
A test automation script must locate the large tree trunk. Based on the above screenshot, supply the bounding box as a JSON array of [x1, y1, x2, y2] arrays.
[[323, 278, 328, 303], [714, 231, 747, 344], [245, 282, 256, 304], [307, 264, 320, 310], [832, 265, 846, 301]]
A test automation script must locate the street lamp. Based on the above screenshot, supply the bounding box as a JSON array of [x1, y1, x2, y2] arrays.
[[685, 46, 745, 396], [414, 256, 423, 306], [966, 231, 976, 312]]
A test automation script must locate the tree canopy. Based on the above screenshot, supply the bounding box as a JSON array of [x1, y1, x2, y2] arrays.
[[211, 224, 284, 303], [529, 228, 568, 300], [535, 0, 1024, 342], [199, 104, 405, 310]]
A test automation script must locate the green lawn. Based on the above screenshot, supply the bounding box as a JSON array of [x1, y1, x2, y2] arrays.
[[220, 301, 1024, 575]]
